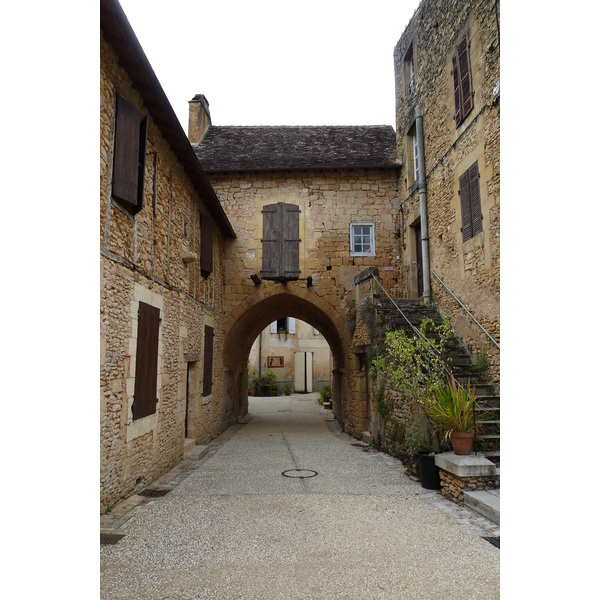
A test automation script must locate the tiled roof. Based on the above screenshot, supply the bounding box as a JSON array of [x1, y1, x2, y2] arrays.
[[194, 126, 400, 172]]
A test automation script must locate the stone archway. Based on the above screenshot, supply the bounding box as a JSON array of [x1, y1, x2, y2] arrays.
[[222, 284, 347, 428]]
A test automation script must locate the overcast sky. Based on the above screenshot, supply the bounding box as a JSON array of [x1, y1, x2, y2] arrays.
[[118, 0, 421, 130]]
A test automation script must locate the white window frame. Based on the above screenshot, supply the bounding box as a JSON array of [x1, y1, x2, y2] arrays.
[[413, 133, 420, 184], [350, 223, 375, 256]]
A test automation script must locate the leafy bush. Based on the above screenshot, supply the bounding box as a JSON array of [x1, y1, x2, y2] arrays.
[[318, 384, 331, 405]]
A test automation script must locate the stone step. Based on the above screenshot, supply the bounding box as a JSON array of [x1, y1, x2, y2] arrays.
[[464, 489, 500, 525], [184, 443, 209, 460]]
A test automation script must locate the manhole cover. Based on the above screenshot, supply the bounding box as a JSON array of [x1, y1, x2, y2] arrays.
[[482, 536, 500, 548], [101, 533, 125, 545], [138, 488, 171, 497], [282, 469, 318, 479]]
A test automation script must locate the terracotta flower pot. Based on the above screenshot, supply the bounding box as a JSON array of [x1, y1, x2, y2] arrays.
[[450, 431, 474, 455]]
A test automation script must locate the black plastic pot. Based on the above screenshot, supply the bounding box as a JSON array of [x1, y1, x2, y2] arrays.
[[417, 452, 441, 490]]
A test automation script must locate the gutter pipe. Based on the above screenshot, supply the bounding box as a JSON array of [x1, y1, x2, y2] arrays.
[[415, 105, 431, 305]]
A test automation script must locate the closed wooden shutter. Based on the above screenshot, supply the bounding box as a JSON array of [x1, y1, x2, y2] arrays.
[[203, 325, 214, 396], [282, 205, 301, 279], [132, 302, 160, 420], [261, 203, 280, 278], [469, 162, 482, 236], [200, 214, 213, 278], [113, 95, 140, 210], [459, 169, 472, 242], [261, 203, 300, 279], [459, 161, 482, 242]]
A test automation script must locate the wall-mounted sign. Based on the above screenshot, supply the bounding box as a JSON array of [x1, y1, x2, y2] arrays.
[[267, 356, 284, 368]]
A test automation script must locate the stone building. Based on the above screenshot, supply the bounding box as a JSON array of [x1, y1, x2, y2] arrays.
[[394, 0, 500, 381], [100, 0, 236, 511], [248, 318, 332, 394], [190, 103, 401, 438]]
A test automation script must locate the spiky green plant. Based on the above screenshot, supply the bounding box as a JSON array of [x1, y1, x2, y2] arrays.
[[423, 376, 480, 442]]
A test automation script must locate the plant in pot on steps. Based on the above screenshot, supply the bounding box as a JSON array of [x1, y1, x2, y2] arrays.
[[424, 376, 485, 455]]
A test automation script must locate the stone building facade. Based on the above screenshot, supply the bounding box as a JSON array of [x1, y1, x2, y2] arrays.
[[100, 0, 236, 512], [190, 109, 401, 438], [394, 0, 500, 382], [248, 318, 332, 394]]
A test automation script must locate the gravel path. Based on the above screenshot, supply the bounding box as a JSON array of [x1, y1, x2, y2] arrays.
[[101, 394, 499, 599]]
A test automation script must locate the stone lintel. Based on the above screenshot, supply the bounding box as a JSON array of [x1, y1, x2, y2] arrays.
[[435, 452, 496, 477]]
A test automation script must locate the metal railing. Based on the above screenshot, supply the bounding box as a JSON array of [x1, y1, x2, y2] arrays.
[[431, 270, 499, 350], [365, 270, 487, 455]]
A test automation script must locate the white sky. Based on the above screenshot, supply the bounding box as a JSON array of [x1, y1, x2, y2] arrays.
[[118, 0, 421, 129]]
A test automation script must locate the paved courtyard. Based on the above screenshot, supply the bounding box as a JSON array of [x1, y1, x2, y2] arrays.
[[101, 393, 499, 599]]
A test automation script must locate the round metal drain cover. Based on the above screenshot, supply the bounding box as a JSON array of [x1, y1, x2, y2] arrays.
[[282, 469, 318, 479]]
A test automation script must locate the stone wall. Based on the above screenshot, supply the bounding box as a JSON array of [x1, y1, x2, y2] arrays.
[[439, 470, 498, 504], [394, 0, 500, 385], [207, 167, 399, 437], [100, 34, 229, 512]]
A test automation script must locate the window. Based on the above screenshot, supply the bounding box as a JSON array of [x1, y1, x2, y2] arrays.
[[112, 94, 148, 214], [202, 325, 214, 397], [270, 318, 296, 335], [452, 34, 474, 127], [200, 213, 213, 279], [261, 202, 301, 280], [412, 131, 420, 184], [350, 223, 375, 256], [404, 44, 415, 97], [132, 302, 160, 420], [458, 161, 483, 242]]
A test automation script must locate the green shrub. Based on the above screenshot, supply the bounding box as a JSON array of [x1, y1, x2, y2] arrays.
[[318, 384, 331, 405]]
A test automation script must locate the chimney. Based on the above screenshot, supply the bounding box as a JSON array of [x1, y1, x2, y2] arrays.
[[188, 94, 211, 144]]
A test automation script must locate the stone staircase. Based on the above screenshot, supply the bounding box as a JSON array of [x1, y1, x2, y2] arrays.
[[372, 298, 500, 467]]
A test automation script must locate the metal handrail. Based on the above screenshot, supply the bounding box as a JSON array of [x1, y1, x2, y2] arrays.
[[370, 275, 455, 389], [366, 270, 486, 454], [431, 270, 500, 350]]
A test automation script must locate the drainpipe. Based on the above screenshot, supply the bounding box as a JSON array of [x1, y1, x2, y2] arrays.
[[415, 104, 431, 305]]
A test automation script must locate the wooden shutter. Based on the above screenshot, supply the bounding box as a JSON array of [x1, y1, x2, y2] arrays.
[[287, 318, 296, 334], [282, 205, 300, 279], [202, 325, 214, 396], [136, 116, 148, 213], [261, 203, 300, 279], [458, 35, 473, 119], [113, 95, 140, 211], [468, 162, 482, 236], [270, 322, 278, 334], [459, 161, 482, 242], [459, 168, 472, 242], [200, 214, 213, 278], [132, 302, 160, 420], [453, 35, 473, 126], [452, 53, 462, 126], [261, 203, 280, 278]]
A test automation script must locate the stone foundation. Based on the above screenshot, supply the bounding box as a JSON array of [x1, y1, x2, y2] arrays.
[[435, 452, 497, 504]]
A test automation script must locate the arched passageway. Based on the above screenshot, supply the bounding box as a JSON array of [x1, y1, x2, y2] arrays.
[[222, 285, 347, 428]]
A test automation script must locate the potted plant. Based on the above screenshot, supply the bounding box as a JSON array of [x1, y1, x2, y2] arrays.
[[404, 410, 441, 489], [423, 376, 482, 455], [265, 370, 278, 396]]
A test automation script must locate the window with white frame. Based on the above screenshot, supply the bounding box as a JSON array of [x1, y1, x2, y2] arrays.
[[350, 223, 375, 256]]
